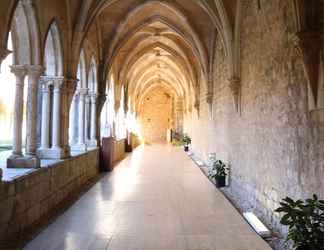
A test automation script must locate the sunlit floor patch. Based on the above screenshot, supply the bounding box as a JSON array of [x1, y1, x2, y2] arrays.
[[24, 144, 272, 250]]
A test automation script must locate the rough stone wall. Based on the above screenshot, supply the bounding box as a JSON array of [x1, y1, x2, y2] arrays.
[[184, 0, 324, 236], [0, 149, 100, 244], [139, 87, 172, 143]]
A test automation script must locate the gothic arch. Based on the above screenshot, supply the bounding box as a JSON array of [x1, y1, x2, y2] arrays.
[[44, 20, 63, 76], [10, 0, 41, 65]]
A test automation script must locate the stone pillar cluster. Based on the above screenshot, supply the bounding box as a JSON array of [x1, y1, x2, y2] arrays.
[[70, 87, 98, 151], [5, 64, 99, 167], [7, 65, 44, 168], [37, 76, 70, 159]]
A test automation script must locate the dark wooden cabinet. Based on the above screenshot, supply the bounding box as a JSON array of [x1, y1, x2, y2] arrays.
[[100, 137, 114, 172]]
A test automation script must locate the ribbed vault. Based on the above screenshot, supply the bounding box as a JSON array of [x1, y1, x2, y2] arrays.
[[103, 0, 211, 117]]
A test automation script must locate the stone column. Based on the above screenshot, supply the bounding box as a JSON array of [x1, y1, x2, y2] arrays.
[[37, 78, 52, 158], [52, 78, 64, 149], [69, 94, 78, 145], [85, 95, 90, 141], [8, 65, 26, 159], [60, 79, 77, 158], [89, 94, 97, 146], [72, 88, 87, 151], [25, 66, 43, 160]]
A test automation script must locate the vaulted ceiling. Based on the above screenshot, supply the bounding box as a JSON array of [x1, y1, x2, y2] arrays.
[[71, 0, 240, 113]]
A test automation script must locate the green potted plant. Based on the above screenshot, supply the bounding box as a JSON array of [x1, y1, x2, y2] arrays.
[[275, 195, 324, 250], [208, 160, 228, 188], [181, 134, 191, 152]]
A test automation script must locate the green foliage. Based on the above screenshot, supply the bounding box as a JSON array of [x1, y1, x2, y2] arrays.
[[208, 160, 228, 179], [181, 134, 191, 146], [275, 195, 324, 250]]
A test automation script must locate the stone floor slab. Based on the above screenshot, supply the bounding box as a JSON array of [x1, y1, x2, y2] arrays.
[[23, 144, 272, 250]]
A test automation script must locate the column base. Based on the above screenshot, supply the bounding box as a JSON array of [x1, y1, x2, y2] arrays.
[[7, 155, 40, 168], [37, 147, 70, 159], [71, 143, 87, 152]]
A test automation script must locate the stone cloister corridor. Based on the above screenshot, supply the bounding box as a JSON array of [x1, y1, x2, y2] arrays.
[[24, 145, 271, 250], [0, 1, 324, 250]]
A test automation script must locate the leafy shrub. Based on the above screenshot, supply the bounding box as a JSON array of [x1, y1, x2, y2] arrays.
[[275, 195, 324, 250]]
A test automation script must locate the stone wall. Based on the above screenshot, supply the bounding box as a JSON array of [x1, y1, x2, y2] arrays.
[[139, 87, 172, 143], [0, 149, 100, 244], [184, 0, 324, 236]]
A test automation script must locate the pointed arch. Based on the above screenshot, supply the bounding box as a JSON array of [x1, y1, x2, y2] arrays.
[[44, 20, 63, 76], [10, 0, 41, 65]]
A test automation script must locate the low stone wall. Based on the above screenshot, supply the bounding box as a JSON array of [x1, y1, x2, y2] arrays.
[[0, 149, 100, 244], [113, 139, 126, 163]]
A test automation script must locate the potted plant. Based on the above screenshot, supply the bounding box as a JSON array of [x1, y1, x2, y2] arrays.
[[181, 134, 191, 152], [275, 195, 324, 250], [208, 160, 228, 188]]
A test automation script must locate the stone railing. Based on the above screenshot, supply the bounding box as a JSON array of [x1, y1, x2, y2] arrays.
[[0, 148, 100, 245]]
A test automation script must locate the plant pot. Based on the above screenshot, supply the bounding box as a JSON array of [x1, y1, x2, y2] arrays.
[[184, 145, 189, 152], [216, 176, 226, 188]]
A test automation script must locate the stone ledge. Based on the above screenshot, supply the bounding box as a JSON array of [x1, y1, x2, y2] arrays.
[[7, 155, 40, 169], [0, 148, 100, 244]]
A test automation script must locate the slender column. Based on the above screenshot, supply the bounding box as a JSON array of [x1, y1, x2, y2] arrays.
[[10, 66, 27, 156], [85, 95, 90, 141], [90, 94, 97, 145], [52, 78, 64, 149], [77, 88, 88, 147], [69, 94, 77, 144], [26, 66, 43, 156], [39, 78, 51, 149], [60, 78, 77, 157]]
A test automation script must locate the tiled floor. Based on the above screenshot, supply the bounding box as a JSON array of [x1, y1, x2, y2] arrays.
[[24, 144, 272, 250]]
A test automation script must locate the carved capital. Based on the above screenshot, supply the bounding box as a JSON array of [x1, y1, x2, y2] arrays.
[[228, 77, 241, 113], [53, 77, 65, 90], [26, 65, 44, 78], [292, 31, 323, 105], [10, 65, 27, 78]]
